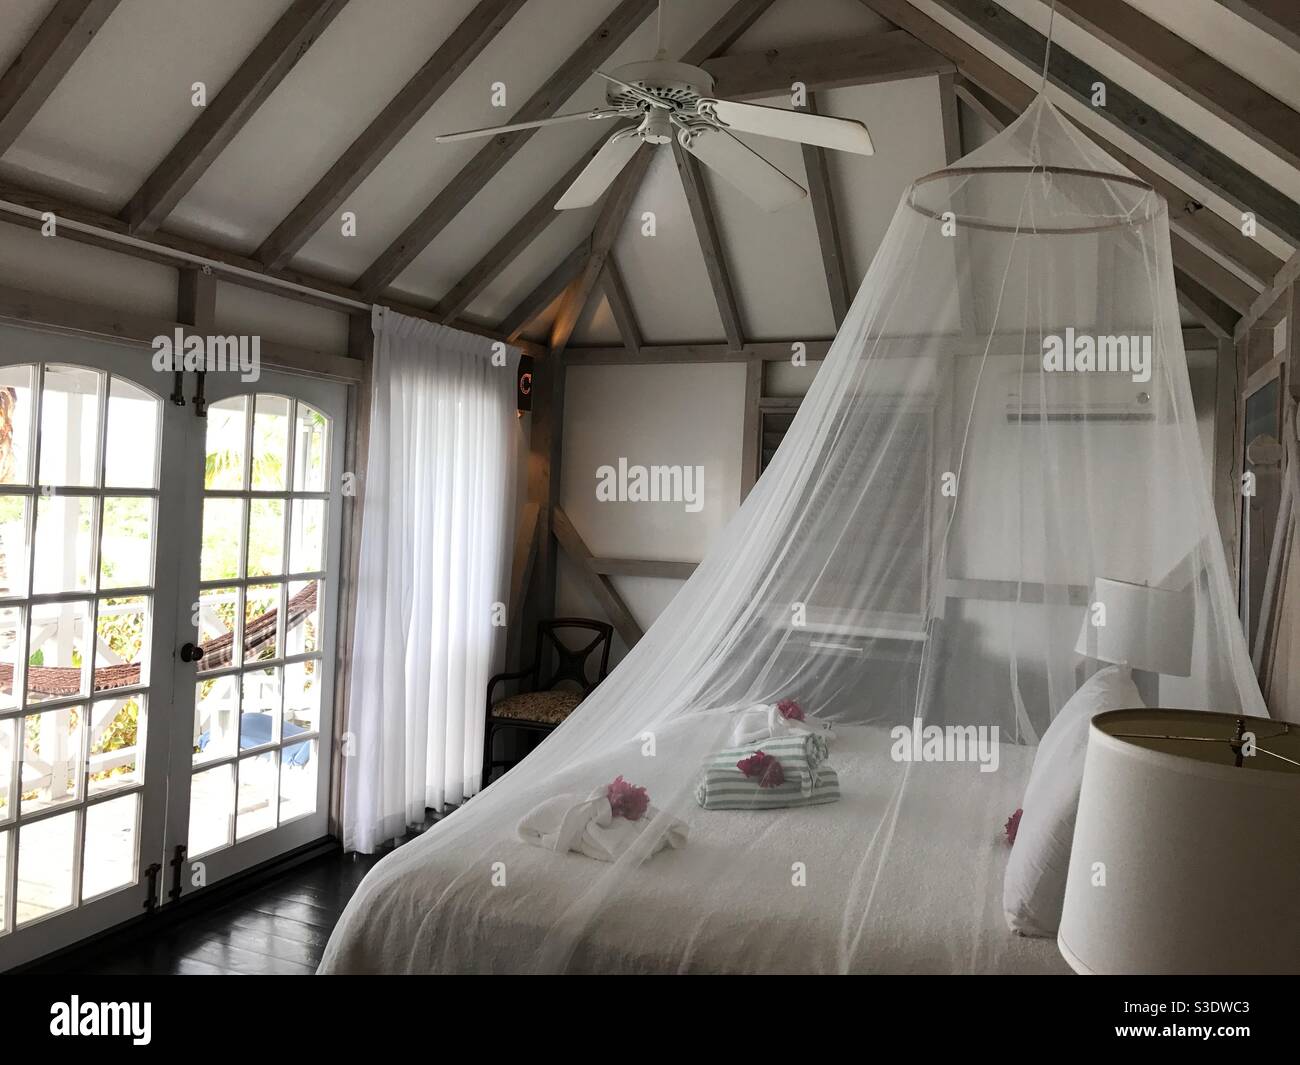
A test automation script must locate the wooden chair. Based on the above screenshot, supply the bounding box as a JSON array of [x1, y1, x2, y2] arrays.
[[481, 618, 613, 787]]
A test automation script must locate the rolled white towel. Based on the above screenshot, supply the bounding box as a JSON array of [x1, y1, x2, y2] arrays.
[[517, 788, 687, 863], [727, 702, 835, 747]]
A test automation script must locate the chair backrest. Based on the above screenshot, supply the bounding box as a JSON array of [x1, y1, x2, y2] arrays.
[[534, 618, 613, 695]]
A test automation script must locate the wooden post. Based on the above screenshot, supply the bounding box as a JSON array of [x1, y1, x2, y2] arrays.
[[741, 360, 762, 500], [519, 353, 564, 667], [1215, 337, 1240, 585], [327, 309, 373, 836]]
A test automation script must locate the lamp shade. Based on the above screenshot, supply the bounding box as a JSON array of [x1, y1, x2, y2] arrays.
[[1074, 577, 1192, 676], [1058, 709, 1300, 974]]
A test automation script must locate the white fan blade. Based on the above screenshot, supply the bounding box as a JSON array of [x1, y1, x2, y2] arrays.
[[555, 132, 643, 210], [701, 98, 874, 155], [436, 109, 625, 143], [683, 128, 806, 212]]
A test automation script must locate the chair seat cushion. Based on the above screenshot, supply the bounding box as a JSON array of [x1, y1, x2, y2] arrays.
[[492, 689, 583, 726]]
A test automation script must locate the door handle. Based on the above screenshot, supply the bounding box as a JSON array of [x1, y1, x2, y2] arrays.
[[180, 642, 205, 663]]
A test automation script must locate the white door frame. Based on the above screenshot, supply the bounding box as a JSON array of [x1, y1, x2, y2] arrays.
[[0, 324, 187, 969], [163, 366, 346, 898]]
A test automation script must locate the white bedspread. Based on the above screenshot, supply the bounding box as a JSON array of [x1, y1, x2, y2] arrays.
[[319, 724, 1068, 974]]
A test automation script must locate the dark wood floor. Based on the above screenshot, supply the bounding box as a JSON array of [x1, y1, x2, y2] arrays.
[[29, 850, 383, 975]]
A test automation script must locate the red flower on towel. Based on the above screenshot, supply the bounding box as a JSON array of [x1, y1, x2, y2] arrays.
[[777, 698, 804, 721], [737, 750, 786, 789], [606, 776, 650, 821], [1005, 808, 1022, 846]]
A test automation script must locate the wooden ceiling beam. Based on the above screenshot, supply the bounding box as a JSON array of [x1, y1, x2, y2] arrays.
[[552, 508, 644, 648], [499, 239, 590, 342], [949, 70, 1251, 342], [679, 0, 781, 68], [0, 178, 543, 356], [1170, 232, 1258, 315], [1213, 1, 1300, 55], [601, 255, 642, 355], [550, 150, 654, 356], [542, 0, 779, 355], [1175, 269, 1240, 340], [702, 27, 951, 99], [858, 1, 1283, 289], [951, 75, 1016, 131], [433, 130, 623, 323], [671, 140, 743, 350], [0, 0, 121, 155], [0, 279, 363, 379], [801, 94, 851, 327], [1050, 0, 1300, 172], [256, 0, 528, 270], [1236, 248, 1300, 340], [927, 0, 1300, 248], [355, 0, 657, 298], [565, 327, 1221, 365], [124, 0, 348, 235]]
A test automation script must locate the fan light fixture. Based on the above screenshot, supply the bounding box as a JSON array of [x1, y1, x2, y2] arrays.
[[433, 2, 874, 213]]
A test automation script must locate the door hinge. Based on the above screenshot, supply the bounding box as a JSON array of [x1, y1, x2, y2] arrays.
[[143, 862, 162, 912], [169, 371, 186, 407], [192, 371, 207, 417], [168, 844, 188, 902]]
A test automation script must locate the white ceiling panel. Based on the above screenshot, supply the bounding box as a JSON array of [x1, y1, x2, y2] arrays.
[[293, 0, 742, 287], [728, 0, 886, 52], [571, 291, 621, 345], [0, 0, 295, 211], [455, 198, 594, 323], [0, 1, 58, 75], [698, 121, 835, 340], [613, 146, 725, 343], [908, 0, 1297, 260], [286, 0, 629, 281], [823, 76, 949, 289], [167, 0, 488, 252], [1122, 0, 1300, 113], [994, 0, 1300, 204]]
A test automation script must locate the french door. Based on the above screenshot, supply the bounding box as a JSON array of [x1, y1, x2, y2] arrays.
[[0, 325, 346, 969], [164, 369, 344, 896]]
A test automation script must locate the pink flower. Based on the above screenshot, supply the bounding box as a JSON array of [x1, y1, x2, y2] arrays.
[[1005, 808, 1022, 846], [606, 775, 650, 821], [777, 698, 804, 721], [737, 750, 786, 789]]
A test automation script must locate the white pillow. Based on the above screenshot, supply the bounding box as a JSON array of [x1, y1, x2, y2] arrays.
[[1002, 665, 1143, 937]]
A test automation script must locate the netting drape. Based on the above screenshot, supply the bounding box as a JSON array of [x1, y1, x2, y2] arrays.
[[321, 97, 1263, 974]]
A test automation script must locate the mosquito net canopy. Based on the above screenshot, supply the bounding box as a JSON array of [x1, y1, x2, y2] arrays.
[[324, 97, 1264, 974]]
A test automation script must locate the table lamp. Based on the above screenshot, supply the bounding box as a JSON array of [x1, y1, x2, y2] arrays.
[[1058, 708, 1300, 974], [1074, 577, 1193, 705]]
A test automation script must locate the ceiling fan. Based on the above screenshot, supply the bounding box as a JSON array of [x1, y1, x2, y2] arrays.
[[434, 0, 874, 213]]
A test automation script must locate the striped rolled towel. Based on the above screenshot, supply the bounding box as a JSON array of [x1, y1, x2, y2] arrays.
[[696, 764, 841, 811], [707, 733, 830, 796]]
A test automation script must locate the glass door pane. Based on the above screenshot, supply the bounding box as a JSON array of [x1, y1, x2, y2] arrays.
[[0, 326, 181, 970], [167, 371, 344, 891]]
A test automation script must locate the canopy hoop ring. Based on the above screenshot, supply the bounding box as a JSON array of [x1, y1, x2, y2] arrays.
[[907, 164, 1158, 235]]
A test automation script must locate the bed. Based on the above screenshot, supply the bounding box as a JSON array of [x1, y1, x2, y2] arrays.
[[319, 723, 1068, 974]]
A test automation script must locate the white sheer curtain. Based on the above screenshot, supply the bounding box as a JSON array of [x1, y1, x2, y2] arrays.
[[343, 306, 518, 854]]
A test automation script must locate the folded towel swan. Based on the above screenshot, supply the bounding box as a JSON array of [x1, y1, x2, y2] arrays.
[[517, 789, 688, 862]]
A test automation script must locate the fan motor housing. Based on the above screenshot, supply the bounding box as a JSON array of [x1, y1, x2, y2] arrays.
[[604, 60, 715, 111]]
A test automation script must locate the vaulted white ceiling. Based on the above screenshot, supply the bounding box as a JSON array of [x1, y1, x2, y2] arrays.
[[0, 0, 1295, 347]]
